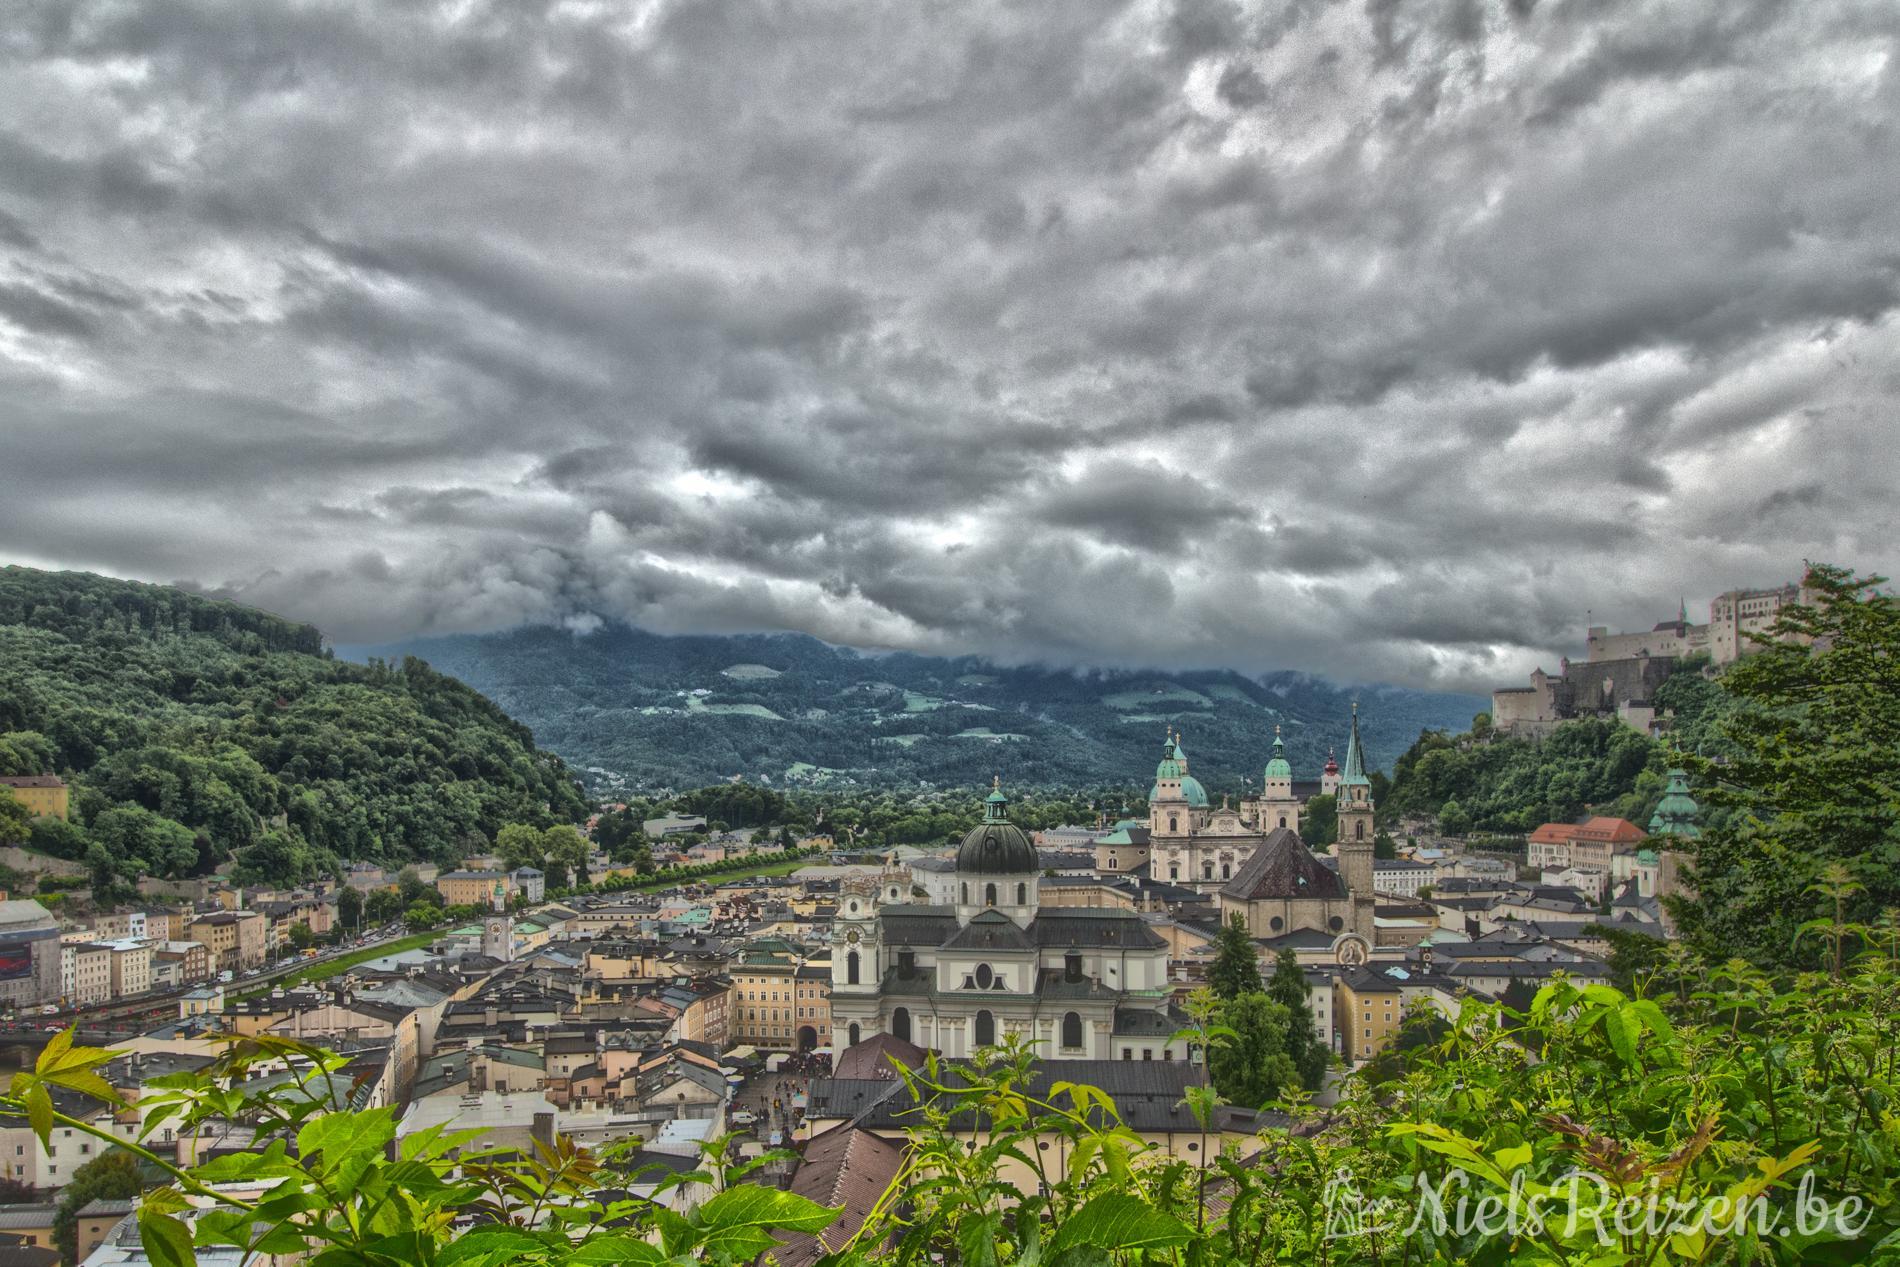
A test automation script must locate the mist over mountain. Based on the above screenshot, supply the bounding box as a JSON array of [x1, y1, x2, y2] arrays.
[[343, 624, 1486, 796]]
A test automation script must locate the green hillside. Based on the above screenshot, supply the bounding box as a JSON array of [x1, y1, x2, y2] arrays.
[[345, 624, 1486, 795], [0, 567, 587, 891]]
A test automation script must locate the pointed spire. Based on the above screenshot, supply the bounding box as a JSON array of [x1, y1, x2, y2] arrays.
[[1340, 703, 1371, 786]]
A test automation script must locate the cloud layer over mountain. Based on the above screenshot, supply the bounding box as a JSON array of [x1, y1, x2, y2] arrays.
[[3, 0, 1897, 689]]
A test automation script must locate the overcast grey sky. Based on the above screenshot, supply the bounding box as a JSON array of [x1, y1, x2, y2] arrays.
[[2, 0, 1897, 690]]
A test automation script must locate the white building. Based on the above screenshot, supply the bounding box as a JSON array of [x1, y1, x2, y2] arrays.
[[829, 783, 1185, 1062]]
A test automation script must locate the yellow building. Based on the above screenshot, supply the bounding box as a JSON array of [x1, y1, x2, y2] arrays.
[[0, 775, 68, 820], [1335, 966, 1403, 1064]]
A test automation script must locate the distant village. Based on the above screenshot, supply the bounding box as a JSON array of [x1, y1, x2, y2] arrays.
[[0, 704, 1703, 1267]]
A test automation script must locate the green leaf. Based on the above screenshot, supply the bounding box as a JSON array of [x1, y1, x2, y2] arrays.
[[1049, 1194, 1193, 1253], [438, 1227, 543, 1267], [137, 1210, 196, 1267], [696, 1184, 838, 1236], [566, 1235, 669, 1266], [20, 1082, 52, 1147], [956, 1210, 1002, 1267]]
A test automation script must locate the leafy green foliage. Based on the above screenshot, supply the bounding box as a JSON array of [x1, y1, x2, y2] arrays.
[[1206, 914, 1261, 1000], [1386, 661, 1739, 838], [56, 1149, 143, 1264], [0, 566, 587, 884], [1676, 565, 1900, 967], [6, 950, 1900, 1267], [0, 786, 28, 848]]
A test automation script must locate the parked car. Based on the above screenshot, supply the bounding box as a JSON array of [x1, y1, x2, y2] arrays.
[[730, 1108, 758, 1127]]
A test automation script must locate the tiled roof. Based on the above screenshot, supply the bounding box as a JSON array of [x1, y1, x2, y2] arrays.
[[1219, 829, 1348, 902], [833, 1033, 928, 1080], [772, 1125, 908, 1267]]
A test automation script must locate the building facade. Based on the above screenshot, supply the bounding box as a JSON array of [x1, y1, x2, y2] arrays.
[[830, 782, 1184, 1062]]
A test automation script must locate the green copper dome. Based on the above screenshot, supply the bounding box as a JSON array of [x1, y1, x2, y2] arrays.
[[1648, 768, 1701, 839], [1263, 726, 1291, 780], [1150, 730, 1209, 806]]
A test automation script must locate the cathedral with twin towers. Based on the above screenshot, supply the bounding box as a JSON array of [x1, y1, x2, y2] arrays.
[[828, 708, 1380, 1062]]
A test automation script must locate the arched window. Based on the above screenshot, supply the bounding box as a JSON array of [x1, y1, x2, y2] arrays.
[[848, 1023, 860, 1047], [984, 882, 997, 906], [1168, 816, 1178, 832], [1064, 952, 1082, 981], [974, 1010, 995, 1048], [961, 882, 969, 903], [893, 1007, 911, 1043], [1221, 862, 1231, 879], [1016, 882, 1027, 904], [1355, 820, 1366, 840], [1278, 815, 1287, 829], [847, 950, 860, 985], [1062, 1011, 1082, 1050]]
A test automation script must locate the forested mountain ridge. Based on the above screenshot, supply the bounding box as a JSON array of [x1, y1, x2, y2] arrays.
[[0, 567, 586, 890], [345, 623, 1486, 794]]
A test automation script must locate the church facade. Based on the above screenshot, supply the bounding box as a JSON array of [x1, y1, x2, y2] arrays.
[[829, 782, 1186, 1062], [1217, 708, 1378, 963]]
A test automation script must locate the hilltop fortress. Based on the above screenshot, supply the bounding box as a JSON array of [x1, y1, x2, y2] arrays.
[[1492, 581, 1811, 737]]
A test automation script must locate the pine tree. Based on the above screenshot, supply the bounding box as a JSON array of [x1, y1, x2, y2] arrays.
[[1676, 564, 1900, 966], [1267, 947, 1329, 1088], [1208, 913, 1262, 999]]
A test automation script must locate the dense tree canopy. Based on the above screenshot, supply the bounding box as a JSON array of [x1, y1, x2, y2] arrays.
[[0, 567, 587, 891], [1383, 666, 1734, 836], [1674, 565, 1900, 967]]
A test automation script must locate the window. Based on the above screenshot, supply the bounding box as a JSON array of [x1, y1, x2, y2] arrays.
[[1221, 863, 1231, 879], [1169, 866, 1179, 880], [1202, 864, 1213, 880], [1122, 1047, 1133, 1061], [1142, 1049, 1152, 1061], [975, 1010, 995, 1047], [961, 883, 969, 903], [984, 883, 997, 906], [847, 951, 860, 985], [1061, 1011, 1082, 1049], [1278, 815, 1287, 828], [1168, 816, 1178, 832], [974, 963, 994, 989], [893, 1007, 911, 1043], [849, 1023, 861, 1047], [1064, 952, 1082, 981], [1016, 882, 1027, 904], [1356, 821, 1366, 840]]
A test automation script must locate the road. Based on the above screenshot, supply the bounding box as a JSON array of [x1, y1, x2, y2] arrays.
[[0, 923, 424, 1036]]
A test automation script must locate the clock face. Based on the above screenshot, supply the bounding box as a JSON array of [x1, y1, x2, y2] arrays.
[[846, 930, 861, 944]]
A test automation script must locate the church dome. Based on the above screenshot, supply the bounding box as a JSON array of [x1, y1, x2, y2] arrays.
[[1264, 727, 1291, 780], [957, 780, 1039, 874], [1150, 730, 1210, 806]]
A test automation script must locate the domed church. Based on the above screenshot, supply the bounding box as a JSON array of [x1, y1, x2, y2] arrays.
[[829, 780, 1185, 1062]]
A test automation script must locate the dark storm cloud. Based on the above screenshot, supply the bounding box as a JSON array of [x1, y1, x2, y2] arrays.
[[3, 0, 1899, 689]]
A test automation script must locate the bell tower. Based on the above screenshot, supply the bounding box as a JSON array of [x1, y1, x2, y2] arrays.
[[1335, 704, 1376, 908]]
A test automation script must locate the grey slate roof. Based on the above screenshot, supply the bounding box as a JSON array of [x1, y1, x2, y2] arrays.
[[1219, 829, 1348, 902], [941, 911, 1037, 952]]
